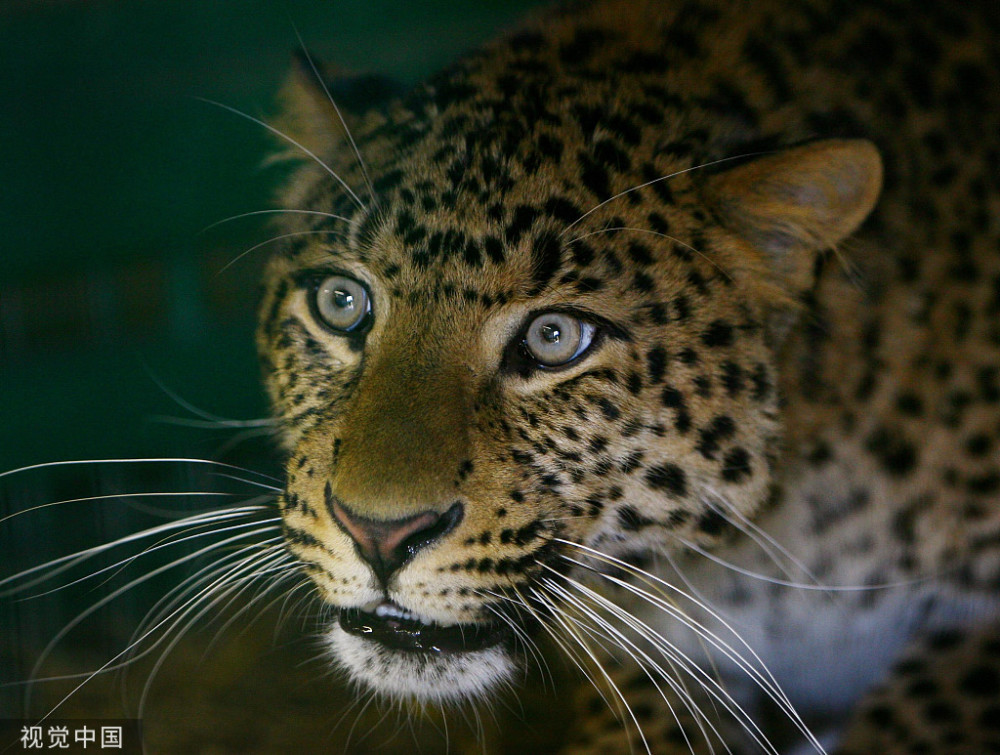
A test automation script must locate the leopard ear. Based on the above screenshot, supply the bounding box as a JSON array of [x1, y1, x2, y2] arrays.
[[272, 49, 406, 159], [704, 139, 883, 292]]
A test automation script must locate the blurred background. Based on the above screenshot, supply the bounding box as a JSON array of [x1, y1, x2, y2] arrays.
[[0, 2, 567, 751]]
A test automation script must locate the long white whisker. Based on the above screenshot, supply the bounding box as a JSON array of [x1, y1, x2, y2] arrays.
[[676, 535, 932, 592], [539, 576, 723, 755], [201, 208, 350, 232], [1, 505, 272, 594], [216, 229, 346, 275], [545, 571, 779, 755], [478, 590, 552, 689], [22, 526, 282, 712], [0, 457, 281, 485], [195, 97, 366, 210], [19, 538, 283, 718], [560, 152, 772, 237], [0, 491, 241, 526], [557, 543, 824, 752], [291, 28, 378, 207], [20, 514, 281, 601], [530, 585, 654, 755], [137, 545, 292, 717], [140, 365, 278, 429]]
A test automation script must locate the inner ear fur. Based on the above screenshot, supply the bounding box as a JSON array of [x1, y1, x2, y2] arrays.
[[703, 139, 883, 293]]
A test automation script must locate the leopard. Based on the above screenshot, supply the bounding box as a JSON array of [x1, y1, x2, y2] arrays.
[[253, 0, 1000, 751], [19, 0, 997, 752]]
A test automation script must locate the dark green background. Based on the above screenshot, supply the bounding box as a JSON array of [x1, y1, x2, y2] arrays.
[[0, 0, 544, 473]]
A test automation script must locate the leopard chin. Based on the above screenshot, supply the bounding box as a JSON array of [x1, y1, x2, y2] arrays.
[[326, 601, 516, 702]]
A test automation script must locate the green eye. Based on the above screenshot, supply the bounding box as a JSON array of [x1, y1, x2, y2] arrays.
[[524, 312, 596, 367], [314, 275, 371, 333]]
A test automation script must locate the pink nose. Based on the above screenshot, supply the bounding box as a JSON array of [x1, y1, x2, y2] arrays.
[[328, 496, 463, 584]]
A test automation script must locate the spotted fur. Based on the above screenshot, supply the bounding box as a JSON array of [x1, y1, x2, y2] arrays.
[[257, 0, 1000, 751]]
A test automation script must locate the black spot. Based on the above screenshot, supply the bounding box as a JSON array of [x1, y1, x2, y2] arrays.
[[626, 372, 643, 395], [960, 665, 1000, 697], [633, 271, 656, 292], [597, 398, 620, 421], [721, 361, 745, 396], [905, 678, 939, 697], [721, 447, 753, 483], [647, 347, 668, 384], [866, 704, 894, 728], [645, 463, 688, 498], [965, 434, 992, 457], [927, 629, 963, 651], [559, 27, 609, 64], [626, 241, 654, 266], [702, 320, 734, 348], [896, 392, 924, 416], [505, 205, 540, 246], [672, 295, 691, 321], [924, 701, 959, 724], [750, 363, 771, 402], [968, 472, 1000, 495], [531, 231, 564, 291], [866, 426, 918, 477], [679, 347, 699, 365], [578, 150, 610, 199], [617, 505, 655, 531], [696, 415, 736, 460], [697, 509, 728, 537], [483, 235, 505, 264]]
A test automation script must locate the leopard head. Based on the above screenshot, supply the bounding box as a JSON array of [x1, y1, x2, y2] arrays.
[[256, 32, 881, 703]]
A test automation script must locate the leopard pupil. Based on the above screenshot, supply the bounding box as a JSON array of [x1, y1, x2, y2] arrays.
[[541, 324, 561, 343], [334, 290, 355, 311]]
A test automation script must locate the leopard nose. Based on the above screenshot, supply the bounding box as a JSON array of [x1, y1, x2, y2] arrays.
[[329, 497, 464, 584]]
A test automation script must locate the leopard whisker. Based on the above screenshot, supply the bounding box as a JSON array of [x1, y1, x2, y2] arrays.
[[699, 487, 823, 588], [195, 97, 366, 211], [129, 536, 285, 644], [556, 546, 824, 753], [675, 535, 932, 593], [502, 582, 615, 715], [21, 538, 283, 719], [554, 544, 812, 736], [290, 30, 378, 207], [530, 584, 656, 755], [201, 207, 351, 233], [539, 576, 726, 755], [216, 229, 347, 275], [199, 555, 303, 657], [479, 589, 553, 690], [1, 504, 273, 595], [543, 570, 780, 755], [142, 366, 279, 430], [0, 457, 282, 485], [18, 512, 281, 601], [560, 151, 773, 237], [0, 490, 243, 527], [23, 528, 282, 711], [136, 544, 292, 719]]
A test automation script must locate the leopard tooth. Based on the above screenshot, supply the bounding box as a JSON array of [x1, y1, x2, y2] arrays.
[[374, 601, 420, 623]]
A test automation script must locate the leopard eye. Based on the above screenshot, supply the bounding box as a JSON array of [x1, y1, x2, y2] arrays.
[[524, 312, 596, 367], [314, 275, 371, 333]]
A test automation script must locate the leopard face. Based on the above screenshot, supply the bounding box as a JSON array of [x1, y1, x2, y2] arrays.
[[256, 2, 881, 702]]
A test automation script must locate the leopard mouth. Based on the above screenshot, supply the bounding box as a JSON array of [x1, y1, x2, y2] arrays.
[[339, 600, 509, 654]]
